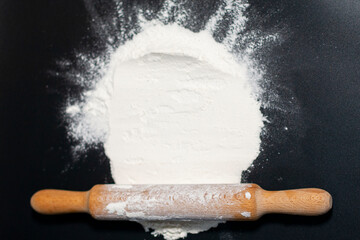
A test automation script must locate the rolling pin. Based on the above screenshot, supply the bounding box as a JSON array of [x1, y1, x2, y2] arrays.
[[31, 184, 332, 221]]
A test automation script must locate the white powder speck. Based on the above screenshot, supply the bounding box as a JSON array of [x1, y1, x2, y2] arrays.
[[65, 105, 80, 116], [106, 201, 126, 216], [111, 185, 133, 189], [245, 192, 251, 200], [241, 212, 251, 218]]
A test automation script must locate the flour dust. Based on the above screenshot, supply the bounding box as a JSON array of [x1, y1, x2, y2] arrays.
[[61, 0, 284, 239]]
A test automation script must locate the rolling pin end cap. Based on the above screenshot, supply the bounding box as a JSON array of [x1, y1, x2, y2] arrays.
[[318, 190, 332, 215], [326, 191, 333, 211], [30, 190, 43, 214]]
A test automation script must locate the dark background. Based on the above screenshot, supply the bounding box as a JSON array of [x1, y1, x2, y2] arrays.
[[1, 0, 360, 239]]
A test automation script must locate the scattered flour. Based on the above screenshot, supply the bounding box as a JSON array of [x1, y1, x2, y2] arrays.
[[64, 0, 280, 239], [141, 221, 221, 240]]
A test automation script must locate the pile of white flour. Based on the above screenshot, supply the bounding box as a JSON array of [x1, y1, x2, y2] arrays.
[[105, 24, 263, 185], [66, 22, 263, 239]]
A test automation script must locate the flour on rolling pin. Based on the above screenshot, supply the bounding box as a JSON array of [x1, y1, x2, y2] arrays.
[[103, 184, 252, 220], [64, 1, 281, 239]]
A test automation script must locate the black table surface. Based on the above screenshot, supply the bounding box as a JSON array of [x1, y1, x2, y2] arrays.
[[1, 0, 360, 239]]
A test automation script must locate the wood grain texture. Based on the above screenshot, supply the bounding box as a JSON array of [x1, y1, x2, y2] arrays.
[[30, 189, 88, 214], [257, 188, 332, 217]]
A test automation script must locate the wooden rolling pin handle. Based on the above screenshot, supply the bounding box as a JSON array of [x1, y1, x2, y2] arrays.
[[257, 188, 332, 217], [31, 189, 89, 215]]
